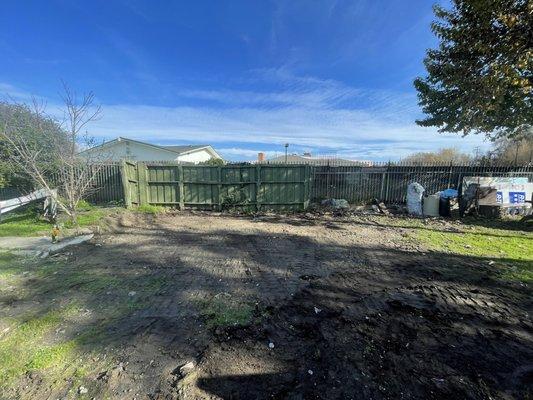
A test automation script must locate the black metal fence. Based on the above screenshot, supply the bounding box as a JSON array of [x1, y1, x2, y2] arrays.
[[309, 163, 533, 204]]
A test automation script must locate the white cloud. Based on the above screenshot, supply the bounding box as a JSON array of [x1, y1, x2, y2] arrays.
[[0, 73, 491, 161], [90, 102, 489, 160], [217, 148, 280, 159]]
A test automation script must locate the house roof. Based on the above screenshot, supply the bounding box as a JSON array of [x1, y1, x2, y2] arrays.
[[262, 154, 371, 166], [80, 137, 222, 159], [162, 145, 209, 154]]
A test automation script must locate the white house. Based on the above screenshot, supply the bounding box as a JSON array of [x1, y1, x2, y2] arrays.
[[79, 137, 223, 163]]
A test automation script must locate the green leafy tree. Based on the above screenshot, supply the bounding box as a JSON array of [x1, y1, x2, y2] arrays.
[[199, 157, 225, 166], [0, 102, 68, 189], [414, 0, 532, 140], [1, 84, 105, 220]]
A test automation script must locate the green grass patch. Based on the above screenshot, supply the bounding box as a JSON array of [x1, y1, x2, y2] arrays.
[[0, 210, 52, 237], [0, 252, 23, 280], [64, 208, 106, 229], [0, 206, 118, 236], [0, 304, 82, 385], [75, 199, 95, 211], [26, 340, 77, 370], [198, 294, 254, 328], [414, 223, 533, 283], [0, 253, 160, 395], [134, 204, 166, 214]]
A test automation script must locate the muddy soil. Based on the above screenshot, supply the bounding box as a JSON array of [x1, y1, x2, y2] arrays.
[[3, 212, 532, 399]]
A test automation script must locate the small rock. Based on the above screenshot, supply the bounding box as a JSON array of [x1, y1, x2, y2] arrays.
[[78, 386, 88, 394], [314, 307, 322, 314], [179, 360, 196, 377]]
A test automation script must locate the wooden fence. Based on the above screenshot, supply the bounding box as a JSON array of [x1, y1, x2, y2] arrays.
[[121, 161, 312, 211]]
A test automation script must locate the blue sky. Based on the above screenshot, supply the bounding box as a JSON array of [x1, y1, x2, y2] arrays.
[[0, 0, 490, 161]]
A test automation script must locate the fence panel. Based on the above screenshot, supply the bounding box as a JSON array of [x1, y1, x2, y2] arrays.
[[121, 161, 140, 207], [46, 164, 124, 205], [128, 163, 311, 211], [86, 164, 124, 204], [260, 165, 310, 210]]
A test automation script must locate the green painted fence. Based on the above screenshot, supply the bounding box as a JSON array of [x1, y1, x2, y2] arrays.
[[122, 161, 312, 211]]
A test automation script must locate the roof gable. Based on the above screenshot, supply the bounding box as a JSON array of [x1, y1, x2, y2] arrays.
[[163, 145, 209, 154], [80, 137, 218, 157]]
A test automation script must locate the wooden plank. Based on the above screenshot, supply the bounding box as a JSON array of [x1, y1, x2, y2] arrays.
[[178, 165, 185, 210], [255, 165, 261, 211], [217, 166, 222, 211], [138, 162, 148, 205], [120, 160, 132, 208]]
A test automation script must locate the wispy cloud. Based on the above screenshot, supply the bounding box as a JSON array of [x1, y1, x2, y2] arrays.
[[0, 71, 490, 161]]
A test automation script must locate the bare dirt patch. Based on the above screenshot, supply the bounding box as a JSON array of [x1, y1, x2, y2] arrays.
[[1, 212, 531, 399]]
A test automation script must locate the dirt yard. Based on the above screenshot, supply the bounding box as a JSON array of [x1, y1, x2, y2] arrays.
[[0, 211, 531, 399]]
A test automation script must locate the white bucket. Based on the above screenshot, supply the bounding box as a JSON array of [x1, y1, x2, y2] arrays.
[[423, 194, 440, 217]]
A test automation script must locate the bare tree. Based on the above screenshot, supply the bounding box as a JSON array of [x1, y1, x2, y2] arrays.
[[0, 83, 108, 222], [401, 147, 474, 165]]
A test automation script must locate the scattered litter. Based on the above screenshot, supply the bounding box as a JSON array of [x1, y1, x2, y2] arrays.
[[179, 360, 196, 377], [371, 199, 389, 215], [308, 369, 313, 375], [78, 386, 88, 394], [268, 342, 275, 349], [440, 188, 458, 199], [128, 291, 136, 297], [314, 307, 322, 314], [488, 260, 495, 265], [321, 198, 349, 210]]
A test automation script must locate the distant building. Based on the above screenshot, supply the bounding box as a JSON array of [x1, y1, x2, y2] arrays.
[[79, 137, 223, 163], [257, 152, 372, 166]]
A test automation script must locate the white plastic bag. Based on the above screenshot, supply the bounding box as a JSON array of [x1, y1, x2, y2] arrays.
[[407, 182, 425, 216]]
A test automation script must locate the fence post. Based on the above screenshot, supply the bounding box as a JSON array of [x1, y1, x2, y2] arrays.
[[120, 160, 132, 208], [137, 162, 148, 205], [304, 166, 311, 209], [384, 161, 391, 201], [178, 164, 185, 210], [380, 170, 386, 200], [447, 161, 453, 188], [217, 166, 222, 211], [255, 165, 261, 211]]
